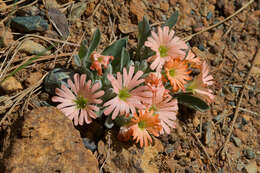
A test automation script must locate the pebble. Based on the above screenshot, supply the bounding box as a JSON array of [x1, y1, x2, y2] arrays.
[[25, 71, 43, 86], [203, 122, 213, 146], [244, 148, 256, 159], [236, 161, 245, 171], [0, 23, 14, 47], [165, 144, 174, 154], [0, 76, 23, 93], [71, 2, 87, 21], [11, 16, 48, 32], [185, 167, 195, 173], [198, 44, 205, 51], [82, 138, 96, 152], [19, 40, 51, 55], [231, 136, 242, 147], [206, 12, 213, 20], [244, 161, 257, 173]]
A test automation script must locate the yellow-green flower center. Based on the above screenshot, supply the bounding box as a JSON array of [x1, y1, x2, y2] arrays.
[[149, 105, 158, 116], [75, 96, 88, 109], [118, 88, 131, 101], [98, 57, 103, 62], [138, 120, 146, 129], [169, 69, 176, 77], [159, 45, 168, 57]]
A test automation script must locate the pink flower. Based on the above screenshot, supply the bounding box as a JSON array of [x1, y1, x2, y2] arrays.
[[52, 73, 104, 125], [104, 66, 152, 119], [129, 109, 162, 147], [144, 26, 188, 72], [186, 62, 215, 103], [90, 51, 114, 76], [184, 50, 201, 67], [148, 86, 178, 134]]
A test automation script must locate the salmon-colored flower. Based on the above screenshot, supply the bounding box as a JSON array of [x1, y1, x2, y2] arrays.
[[145, 72, 164, 92], [104, 66, 152, 119], [52, 73, 104, 125], [90, 51, 114, 76], [129, 109, 162, 147], [186, 61, 214, 103], [144, 26, 187, 72], [164, 58, 192, 91], [148, 86, 178, 134], [184, 50, 201, 67]]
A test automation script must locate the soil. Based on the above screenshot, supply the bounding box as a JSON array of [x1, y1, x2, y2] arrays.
[[0, 0, 260, 173]]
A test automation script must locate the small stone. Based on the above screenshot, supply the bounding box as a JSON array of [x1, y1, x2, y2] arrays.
[[82, 138, 96, 152], [244, 161, 257, 173], [203, 122, 213, 146], [130, 0, 146, 21], [0, 23, 14, 47], [206, 12, 213, 20], [244, 148, 256, 159], [165, 144, 174, 154], [25, 71, 43, 86], [185, 168, 195, 173], [20, 40, 51, 55], [71, 2, 87, 22], [160, 2, 169, 11], [17, 6, 40, 16], [0, 76, 23, 93], [236, 161, 245, 171], [231, 136, 242, 147], [11, 16, 48, 32]]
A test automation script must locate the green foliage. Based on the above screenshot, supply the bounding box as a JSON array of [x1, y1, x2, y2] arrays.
[[174, 93, 209, 112], [120, 47, 130, 72], [102, 37, 128, 71], [136, 16, 151, 60], [165, 11, 179, 29]]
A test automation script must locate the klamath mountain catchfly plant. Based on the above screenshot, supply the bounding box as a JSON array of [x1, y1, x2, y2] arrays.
[[48, 11, 215, 147]]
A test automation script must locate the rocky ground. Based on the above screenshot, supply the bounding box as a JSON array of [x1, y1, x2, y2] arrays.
[[0, 0, 260, 173]]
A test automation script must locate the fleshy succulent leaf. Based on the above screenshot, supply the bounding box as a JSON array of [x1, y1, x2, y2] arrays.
[[165, 11, 179, 29]]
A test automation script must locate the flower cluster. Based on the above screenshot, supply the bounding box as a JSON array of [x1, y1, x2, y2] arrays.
[[52, 26, 215, 148]]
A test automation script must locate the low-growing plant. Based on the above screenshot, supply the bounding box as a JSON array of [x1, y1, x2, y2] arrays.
[[50, 12, 215, 147]]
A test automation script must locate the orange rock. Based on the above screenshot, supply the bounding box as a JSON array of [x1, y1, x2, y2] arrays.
[[160, 2, 169, 12], [0, 76, 23, 93], [26, 72, 43, 86], [130, 0, 146, 21]]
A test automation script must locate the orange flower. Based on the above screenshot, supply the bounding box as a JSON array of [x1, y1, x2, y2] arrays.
[[164, 58, 192, 92], [129, 109, 162, 147], [90, 51, 114, 76]]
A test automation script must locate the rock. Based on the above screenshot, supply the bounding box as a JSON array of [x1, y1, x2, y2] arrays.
[[47, 8, 69, 38], [71, 2, 87, 21], [19, 40, 51, 55], [0, 23, 14, 47], [118, 23, 137, 34], [244, 161, 257, 173], [130, 0, 146, 21], [0, 76, 23, 93], [17, 6, 40, 16], [244, 148, 256, 160], [160, 2, 169, 11], [202, 122, 213, 146], [82, 138, 96, 152], [11, 16, 48, 32], [236, 161, 245, 171], [98, 130, 163, 173], [185, 167, 195, 173], [231, 136, 242, 147], [3, 107, 99, 173], [25, 71, 43, 86], [44, 0, 60, 8]]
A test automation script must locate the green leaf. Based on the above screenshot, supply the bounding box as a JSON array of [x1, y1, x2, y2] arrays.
[[165, 11, 179, 29], [174, 93, 209, 112], [73, 55, 81, 66], [120, 47, 130, 72], [82, 29, 101, 68], [78, 40, 88, 60], [136, 16, 151, 60], [139, 60, 148, 72], [102, 37, 128, 69]]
